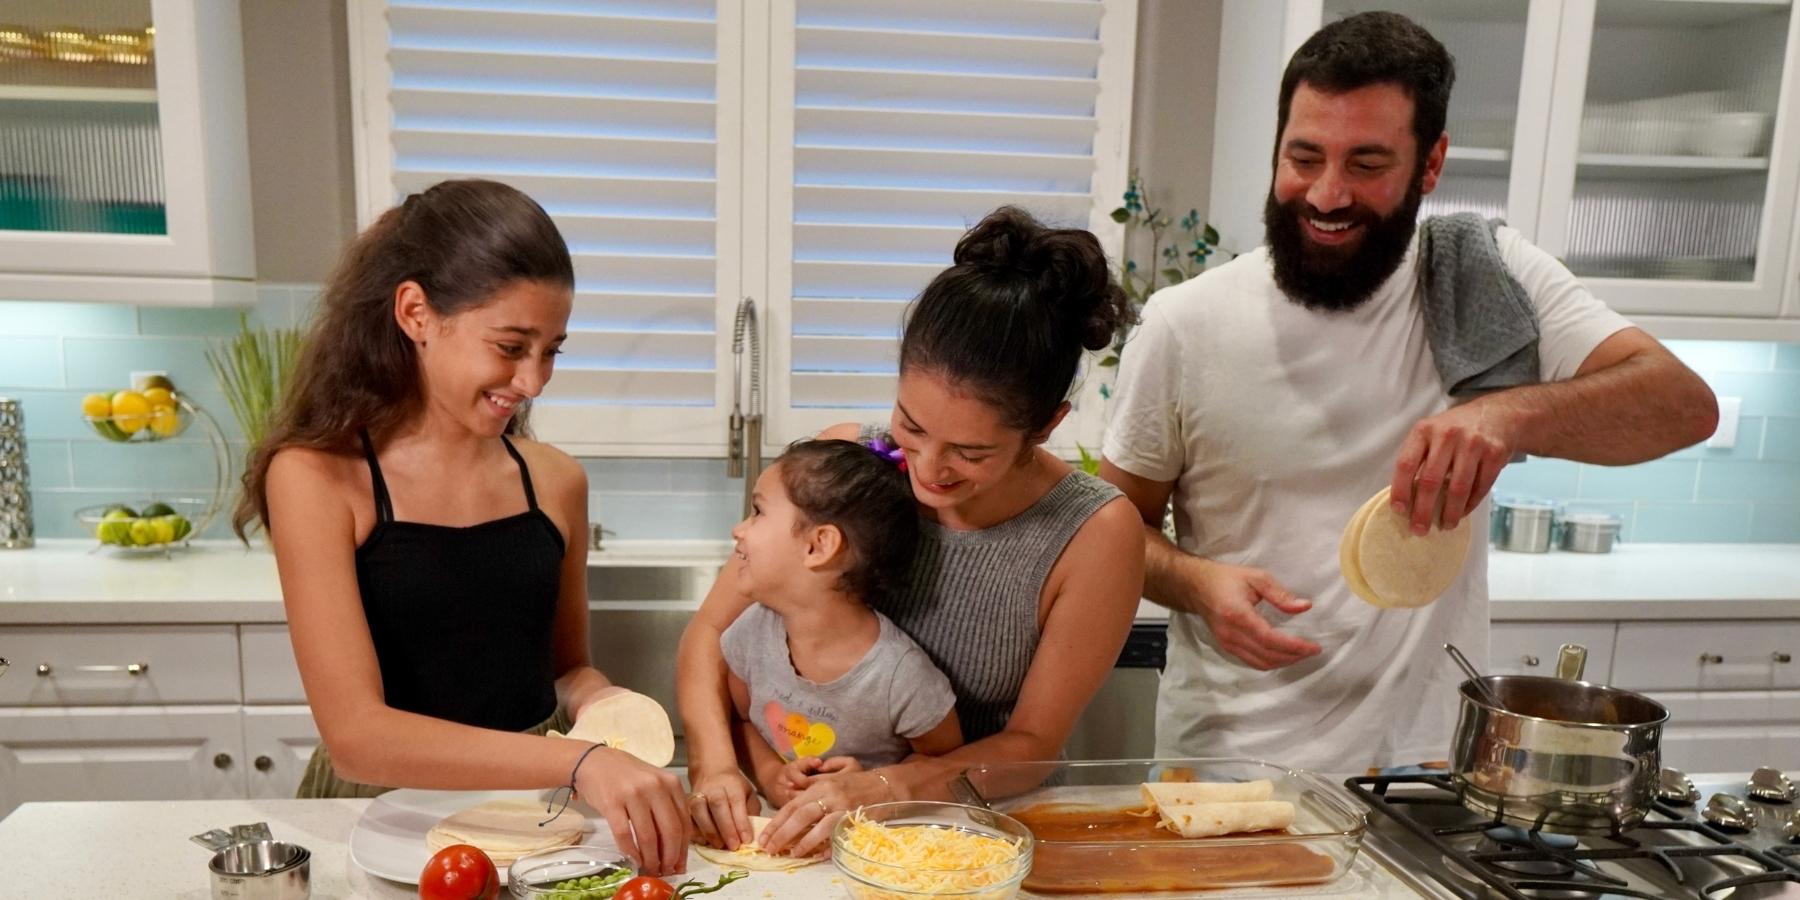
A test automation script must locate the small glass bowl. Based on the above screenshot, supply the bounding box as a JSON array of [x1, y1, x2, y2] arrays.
[[831, 801, 1033, 900], [506, 846, 635, 897]]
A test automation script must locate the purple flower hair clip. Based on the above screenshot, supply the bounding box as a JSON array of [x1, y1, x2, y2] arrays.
[[867, 436, 908, 473]]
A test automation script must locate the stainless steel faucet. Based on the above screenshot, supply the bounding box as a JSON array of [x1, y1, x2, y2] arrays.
[[728, 297, 763, 517]]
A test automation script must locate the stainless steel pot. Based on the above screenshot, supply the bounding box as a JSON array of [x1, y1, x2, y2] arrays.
[[1558, 512, 1622, 553], [1449, 646, 1669, 835], [207, 840, 310, 899], [1492, 500, 1556, 553]]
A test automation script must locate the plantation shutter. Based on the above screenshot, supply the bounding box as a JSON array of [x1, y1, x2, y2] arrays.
[[353, 0, 739, 454], [766, 0, 1136, 449]]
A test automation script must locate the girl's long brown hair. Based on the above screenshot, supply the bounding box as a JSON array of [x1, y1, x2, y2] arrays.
[[233, 179, 573, 540]]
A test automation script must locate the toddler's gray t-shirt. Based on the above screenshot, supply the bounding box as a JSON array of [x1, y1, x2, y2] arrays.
[[721, 603, 957, 768]]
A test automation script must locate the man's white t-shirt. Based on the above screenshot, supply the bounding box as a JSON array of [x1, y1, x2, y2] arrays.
[[1102, 226, 1631, 773]]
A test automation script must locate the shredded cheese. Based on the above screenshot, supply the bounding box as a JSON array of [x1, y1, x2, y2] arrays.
[[836, 809, 1026, 898]]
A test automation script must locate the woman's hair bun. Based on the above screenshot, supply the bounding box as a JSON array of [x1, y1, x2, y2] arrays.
[[951, 206, 1134, 352]]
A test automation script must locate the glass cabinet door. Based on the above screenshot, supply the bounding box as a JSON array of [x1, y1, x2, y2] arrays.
[[1321, 0, 1558, 234], [0, 0, 164, 236], [1539, 0, 1800, 316]]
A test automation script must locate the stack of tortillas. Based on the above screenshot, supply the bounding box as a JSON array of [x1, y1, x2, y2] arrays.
[[548, 690, 677, 767], [427, 799, 587, 866], [691, 815, 823, 871], [1338, 486, 1473, 609], [1139, 780, 1295, 838]]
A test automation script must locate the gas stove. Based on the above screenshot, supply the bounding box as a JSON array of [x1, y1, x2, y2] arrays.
[[1347, 769, 1800, 899]]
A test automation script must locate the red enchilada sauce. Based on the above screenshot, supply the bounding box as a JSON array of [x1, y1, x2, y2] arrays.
[[1008, 803, 1339, 893]]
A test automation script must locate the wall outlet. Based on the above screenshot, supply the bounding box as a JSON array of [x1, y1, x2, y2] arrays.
[[1707, 396, 1742, 449]]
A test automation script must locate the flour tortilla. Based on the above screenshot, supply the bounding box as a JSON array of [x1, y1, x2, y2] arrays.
[[1140, 780, 1274, 808], [1155, 800, 1296, 838], [1355, 486, 1474, 609], [426, 798, 586, 865], [690, 815, 824, 871], [549, 690, 677, 767], [1337, 490, 1387, 605]]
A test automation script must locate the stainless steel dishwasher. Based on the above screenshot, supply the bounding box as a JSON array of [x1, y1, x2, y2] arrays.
[[1063, 622, 1164, 760]]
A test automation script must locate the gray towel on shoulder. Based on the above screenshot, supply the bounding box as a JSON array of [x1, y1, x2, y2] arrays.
[[1417, 212, 1541, 397]]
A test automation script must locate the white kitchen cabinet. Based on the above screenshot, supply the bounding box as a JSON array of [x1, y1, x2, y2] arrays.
[[240, 624, 306, 705], [1488, 621, 1618, 679], [241, 705, 320, 800], [1214, 0, 1800, 334], [0, 705, 245, 818], [1648, 690, 1800, 772], [0, 0, 254, 306], [0, 624, 240, 706], [1611, 620, 1800, 690]]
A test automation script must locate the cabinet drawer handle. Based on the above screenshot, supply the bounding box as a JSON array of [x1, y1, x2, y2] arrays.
[[1699, 653, 1724, 665], [1776, 652, 1794, 665], [1521, 654, 1540, 668], [35, 662, 149, 677], [254, 755, 273, 772], [214, 753, 233, 770]]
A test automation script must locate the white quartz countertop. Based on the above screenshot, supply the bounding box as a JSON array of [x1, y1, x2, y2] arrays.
[[0, 797, 1429, 899], [1, 539, 1796, 625]]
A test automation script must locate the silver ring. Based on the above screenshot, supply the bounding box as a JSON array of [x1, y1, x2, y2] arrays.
[[814, 798, 830, 815]]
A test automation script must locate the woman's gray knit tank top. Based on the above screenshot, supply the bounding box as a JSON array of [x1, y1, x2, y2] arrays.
[[864, 439, 1122, 742]]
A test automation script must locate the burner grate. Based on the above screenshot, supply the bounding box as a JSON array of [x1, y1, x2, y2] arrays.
[[1345, 774, 1800, 900]]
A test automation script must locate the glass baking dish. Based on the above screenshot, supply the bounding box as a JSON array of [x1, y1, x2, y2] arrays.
[[953, 758, 1367, 896]]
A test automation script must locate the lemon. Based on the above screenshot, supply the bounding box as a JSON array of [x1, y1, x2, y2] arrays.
[[149, 407, 181, 438], [128, 518, 156, 546], [110, 390, 151, 435], [149, 517, 176, 544], [81, 393, 112, 417], [142, 387, 175, 410]]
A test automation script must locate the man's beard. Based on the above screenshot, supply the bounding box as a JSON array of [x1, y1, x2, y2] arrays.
[[1263, 174, 1424, 313]]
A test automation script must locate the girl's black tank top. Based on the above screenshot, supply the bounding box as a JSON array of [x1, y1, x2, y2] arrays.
[[354, 431, 564, 731]]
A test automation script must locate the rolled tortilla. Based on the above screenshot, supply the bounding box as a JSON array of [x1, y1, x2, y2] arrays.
[[1141, 780, 1275, 808], [1156, 800, 1296, 838]]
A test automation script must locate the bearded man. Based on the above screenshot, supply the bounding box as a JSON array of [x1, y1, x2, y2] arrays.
[[1098, 11, 1718, 772]]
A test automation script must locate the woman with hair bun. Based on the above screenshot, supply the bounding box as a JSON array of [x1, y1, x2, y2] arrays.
[[676, 206, 1147, 857]]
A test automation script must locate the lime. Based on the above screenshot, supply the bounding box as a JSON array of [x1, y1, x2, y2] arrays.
[[110, 390, 151, 435], [96, 519, 131, 545], [140, 374, 175, 392], [103, 505, 138, 519], [167, 514, 192, 541], [141, 502, 176, 518], [89, 418, 130, 442], [128, 518, 156, 546], [81, 393, 112, 418]]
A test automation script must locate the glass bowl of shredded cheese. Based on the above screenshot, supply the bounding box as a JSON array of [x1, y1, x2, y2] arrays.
[[830, 801, 1033, 899]]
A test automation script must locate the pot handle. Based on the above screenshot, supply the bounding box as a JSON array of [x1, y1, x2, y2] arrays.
[[1556, 643, 1588, 681]]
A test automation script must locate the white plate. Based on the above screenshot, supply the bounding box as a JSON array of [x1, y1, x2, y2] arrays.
[[348, 788, 609, 886]]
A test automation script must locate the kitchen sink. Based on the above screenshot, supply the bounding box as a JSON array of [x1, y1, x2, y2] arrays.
[[585, 562, 723, 768]]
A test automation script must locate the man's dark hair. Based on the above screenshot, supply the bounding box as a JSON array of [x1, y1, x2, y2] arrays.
[[1275, 11, 1456, 163]]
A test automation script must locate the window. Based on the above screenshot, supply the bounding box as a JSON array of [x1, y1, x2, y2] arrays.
[[351, 0, 1135, 455]]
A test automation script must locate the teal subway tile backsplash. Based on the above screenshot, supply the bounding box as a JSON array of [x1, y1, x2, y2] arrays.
[[1632, 502, 1753, 543], [4, 307, 1799, 545], [1750, 504, 1800, 542], [1776, 344, 1800, 372], [1576, 459, 1699, 502], [1763, 417, 1800, 461], [1697, 460, 1800, 504], [61, 336, 222, 391], [0, 301, 135, 335], [0, 336, 64, 388]]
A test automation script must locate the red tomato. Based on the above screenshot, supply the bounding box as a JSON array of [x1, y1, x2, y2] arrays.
[[615, 876, 676, 900], [418, 843, 499, 900]]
